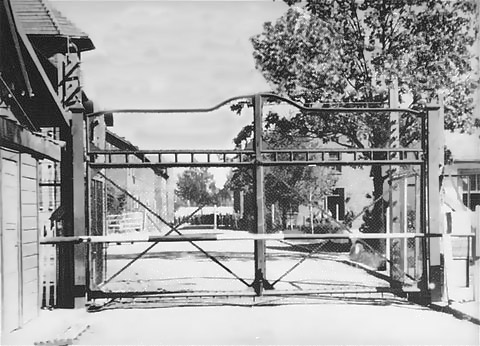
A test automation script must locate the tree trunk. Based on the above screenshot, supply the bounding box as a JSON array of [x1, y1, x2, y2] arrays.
[[370, 165, 386, 254], [281, 207, 288, 229]]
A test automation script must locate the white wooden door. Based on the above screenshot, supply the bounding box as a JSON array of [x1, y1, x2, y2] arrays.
[[1, 153, 21, 333]]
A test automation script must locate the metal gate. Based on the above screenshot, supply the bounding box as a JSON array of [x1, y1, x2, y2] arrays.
[[45, 93, 444, 307]]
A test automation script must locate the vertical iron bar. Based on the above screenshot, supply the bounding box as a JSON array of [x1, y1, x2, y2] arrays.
[[420, 110, 429, 301], [85, 109, 91, 300], [466, 236, 470, 288], [467, 176, 471, 209], [253, 94, 266, 295]]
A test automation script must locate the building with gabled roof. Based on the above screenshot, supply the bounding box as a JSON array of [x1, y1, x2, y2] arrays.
[[1, 0, 68, 335], [10, 0, 94, 55], [2, 2, 175, 336], [2, 0, 101, 336]]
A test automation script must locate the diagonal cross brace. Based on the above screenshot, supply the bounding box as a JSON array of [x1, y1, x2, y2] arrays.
[[268, 172, 417, 284], [96, 172, 251, 288], [98, 206, 204, 288]]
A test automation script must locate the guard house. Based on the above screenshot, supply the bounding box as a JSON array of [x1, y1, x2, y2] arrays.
[[1, 0, 94, 334]]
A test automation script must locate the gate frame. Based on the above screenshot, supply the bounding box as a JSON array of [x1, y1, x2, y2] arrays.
[[51, 92, 444, 305]]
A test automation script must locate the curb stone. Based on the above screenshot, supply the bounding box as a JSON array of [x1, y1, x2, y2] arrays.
[[342, 257, 480, 325], [429, 303, 480, 325], [34, 323, 90, 346]]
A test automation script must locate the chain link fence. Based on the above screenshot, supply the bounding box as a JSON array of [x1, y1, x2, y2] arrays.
[[260, 163, 424, 292], [88, 162, 426, 296], [84, 95, 431, 303]]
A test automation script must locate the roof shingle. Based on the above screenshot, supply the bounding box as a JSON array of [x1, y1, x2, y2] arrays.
[[10, 0, 90, 38]]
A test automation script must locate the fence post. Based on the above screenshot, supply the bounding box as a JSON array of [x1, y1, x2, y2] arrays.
[[253, 94, 267, 295], [474, 206, 480, 301], [388, 80, 402, 282], [427, 97, 445, 303], [71, 102, 87, 307]]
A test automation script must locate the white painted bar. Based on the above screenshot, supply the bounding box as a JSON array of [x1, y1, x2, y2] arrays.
[[41, 232, 443, 244]]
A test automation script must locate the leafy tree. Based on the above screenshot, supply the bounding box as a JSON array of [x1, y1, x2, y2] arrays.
[[106, 184, 127, 214], [247, 0, 478, 251], [175, 168, 218, 206], [227, 124, 337, 230]]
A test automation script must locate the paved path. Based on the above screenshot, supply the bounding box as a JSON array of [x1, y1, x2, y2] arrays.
[[99, 237, 388, 294], [77, 303, 479, 345], [4, 230, 478, 346]]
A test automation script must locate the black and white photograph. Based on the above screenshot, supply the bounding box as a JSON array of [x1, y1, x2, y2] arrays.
[[0, 0, 479, 344]]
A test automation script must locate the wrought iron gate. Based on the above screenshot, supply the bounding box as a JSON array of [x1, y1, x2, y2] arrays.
[[44, 93, 445, 307]]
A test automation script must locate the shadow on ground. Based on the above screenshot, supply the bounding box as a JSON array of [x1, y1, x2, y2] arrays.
[[87, 293, 419, 312], [267, 240, 352, 253]]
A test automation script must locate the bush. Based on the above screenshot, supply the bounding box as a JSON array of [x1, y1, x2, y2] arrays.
[[301, 222, 340, 234]]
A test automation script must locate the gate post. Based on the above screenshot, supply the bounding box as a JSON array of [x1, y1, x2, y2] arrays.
[[426, 97, 445, 303], [252, 94, 267, 295], [71, 102, 87, 307], [57, 102, 86, 308], [58, 124, 74, 308]]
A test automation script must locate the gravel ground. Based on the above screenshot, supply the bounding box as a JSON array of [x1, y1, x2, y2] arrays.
[[97, 234, 388, 294], [73, 230, 480, 345], [77, 302, 479, 345]]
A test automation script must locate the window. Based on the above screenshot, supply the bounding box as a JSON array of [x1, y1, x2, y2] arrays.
[[328, 152, 342, 173], [326, 188, 345, 221], [460, 173, 480, 210]]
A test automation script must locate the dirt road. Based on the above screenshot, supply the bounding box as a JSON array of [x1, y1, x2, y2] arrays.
[[77, 302, 479, 345]]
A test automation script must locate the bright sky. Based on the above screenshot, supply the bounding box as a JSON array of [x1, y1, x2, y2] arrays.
[[51, 0, 288, 150]]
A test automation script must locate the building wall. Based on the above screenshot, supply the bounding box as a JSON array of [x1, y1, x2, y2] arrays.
[[0, 148, 40, 333], [444, 162, 480, 211], [1, 148, 21, 334], [103, 139, 172, 233], [20, 153, 40, 324], [336, 166, 373, 230]]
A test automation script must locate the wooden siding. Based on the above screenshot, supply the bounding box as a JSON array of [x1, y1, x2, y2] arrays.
[[20, 153, 39, 325], [23, 254, 38, 270], [1, 149, 21, 333]]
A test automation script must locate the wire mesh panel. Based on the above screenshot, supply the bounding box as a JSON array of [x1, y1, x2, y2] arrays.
[[88, 165, 259, 296], [82, 93, 431, 304], [260, 162, 424, 294]]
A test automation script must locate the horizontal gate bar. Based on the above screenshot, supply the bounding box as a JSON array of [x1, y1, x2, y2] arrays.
[[88, 162, 253, 168], [87, 148, 423, 168], [259, 159, 423, 166], [88, 287, 420, 300], [41, 232, 443, 244], [88, 160, 423, 169], [86, 92, 425, 119], [88, 148, 421, 155]]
